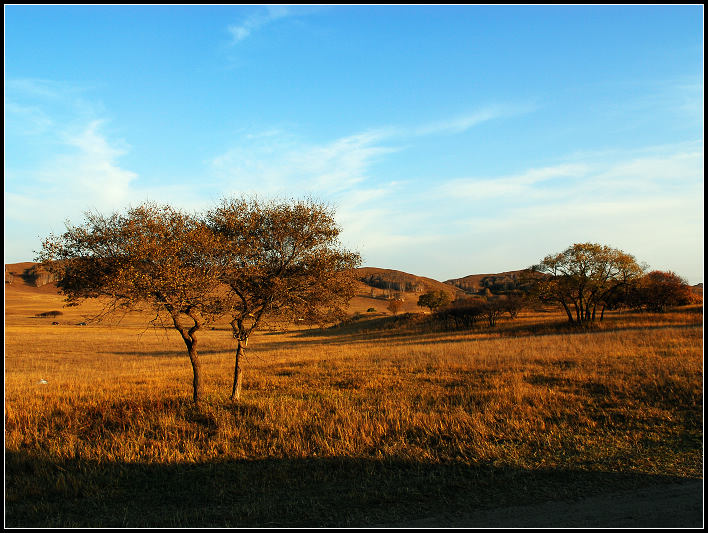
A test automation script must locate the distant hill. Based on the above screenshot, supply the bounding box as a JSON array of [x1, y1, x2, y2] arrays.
[[5, 262, 57, 292], [355, 267, 463, 299], [444, 270, 531, 295]]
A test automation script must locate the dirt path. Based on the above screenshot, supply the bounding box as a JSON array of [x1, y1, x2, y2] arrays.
[[379, 480, 703, 528]]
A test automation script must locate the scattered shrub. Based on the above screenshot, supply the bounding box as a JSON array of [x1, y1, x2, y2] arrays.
[[36, 311, 63, 318]]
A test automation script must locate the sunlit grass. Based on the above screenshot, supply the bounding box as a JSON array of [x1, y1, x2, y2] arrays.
[[4, 304, 703, 526]]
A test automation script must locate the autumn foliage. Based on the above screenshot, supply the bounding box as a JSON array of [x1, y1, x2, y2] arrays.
[[628, 270, 696, 312]]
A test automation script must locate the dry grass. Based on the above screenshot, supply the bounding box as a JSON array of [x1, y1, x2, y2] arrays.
[[4, 289, 703, 526]]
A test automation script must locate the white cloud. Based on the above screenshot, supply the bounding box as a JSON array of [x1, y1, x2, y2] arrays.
[[413, 108, 502, 136], [210, 106, 523, 198], [5, 81, 143, 262], [228, 6, 292, 45]]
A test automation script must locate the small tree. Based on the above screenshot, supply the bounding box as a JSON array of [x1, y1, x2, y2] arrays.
[[501, 294, 525, 319], [480, 299, 506, 327], [207, 197, 361, 401], [38, 203, 225, 404], [417, 290, 452, 313], [387, 298, 403, 315]]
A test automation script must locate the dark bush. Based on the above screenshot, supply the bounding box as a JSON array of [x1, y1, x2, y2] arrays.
[[36, 311, 63, 318]]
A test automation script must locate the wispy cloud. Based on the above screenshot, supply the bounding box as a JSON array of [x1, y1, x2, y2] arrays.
[[440, 163, 590, 200], [210, 105, 524, 197], [7, 120, 138, 223], [208, 105, 535, 266], [4, 79, 146, 254], [211, 128, 398, 196], [412, 104, 534, 137], [227, 6, 292, 45], [4, 101, 54, 135]]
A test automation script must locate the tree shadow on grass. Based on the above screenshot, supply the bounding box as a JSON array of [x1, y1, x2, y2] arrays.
[[107, 349, 233, 358], [5, 449, 701, 528], [286, 311, 702, 351]]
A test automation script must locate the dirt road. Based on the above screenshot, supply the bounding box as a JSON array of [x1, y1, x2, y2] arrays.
[[380, 480, 703, 528]]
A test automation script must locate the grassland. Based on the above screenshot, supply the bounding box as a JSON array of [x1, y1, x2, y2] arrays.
[[4, 279, 703, 527]]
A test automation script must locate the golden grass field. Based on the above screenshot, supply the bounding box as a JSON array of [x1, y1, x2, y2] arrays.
[[4, 275, 703, 527]]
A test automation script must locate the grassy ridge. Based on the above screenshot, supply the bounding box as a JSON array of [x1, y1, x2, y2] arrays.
[[4, 307, 703, 526]]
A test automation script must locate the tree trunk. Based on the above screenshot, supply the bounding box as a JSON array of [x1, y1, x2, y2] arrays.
[[187, 342, 202, 404], [170, 310, 202, 404], [560, 301, 575, 323], [231, 336, 247, 401]]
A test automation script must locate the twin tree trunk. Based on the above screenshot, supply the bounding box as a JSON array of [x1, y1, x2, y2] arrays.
[[179, 330, 245, 404], [179, 326, 248, 404], [174, 316, 248, 404]]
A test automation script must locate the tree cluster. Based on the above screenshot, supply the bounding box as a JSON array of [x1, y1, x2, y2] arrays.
[[606, 270, 696, 313], [435, 295, 525, 329], [525, 243, 694, 323], [527, 243, 644, 324], [38, 198, 361, 404]]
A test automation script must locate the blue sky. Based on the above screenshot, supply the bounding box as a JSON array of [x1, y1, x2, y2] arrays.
[[5, 5, 704, 283]]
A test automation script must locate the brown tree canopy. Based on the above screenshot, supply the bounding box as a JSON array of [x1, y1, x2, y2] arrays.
[[529, 242, 645, 323], [38, 203, 230, 404], [632, 270, 694, 312], [206, 197, 361, 400]]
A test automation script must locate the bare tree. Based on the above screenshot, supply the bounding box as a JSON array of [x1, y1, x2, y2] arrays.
[[37, 203, 226, 404], [206, 197, 361, 401]]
